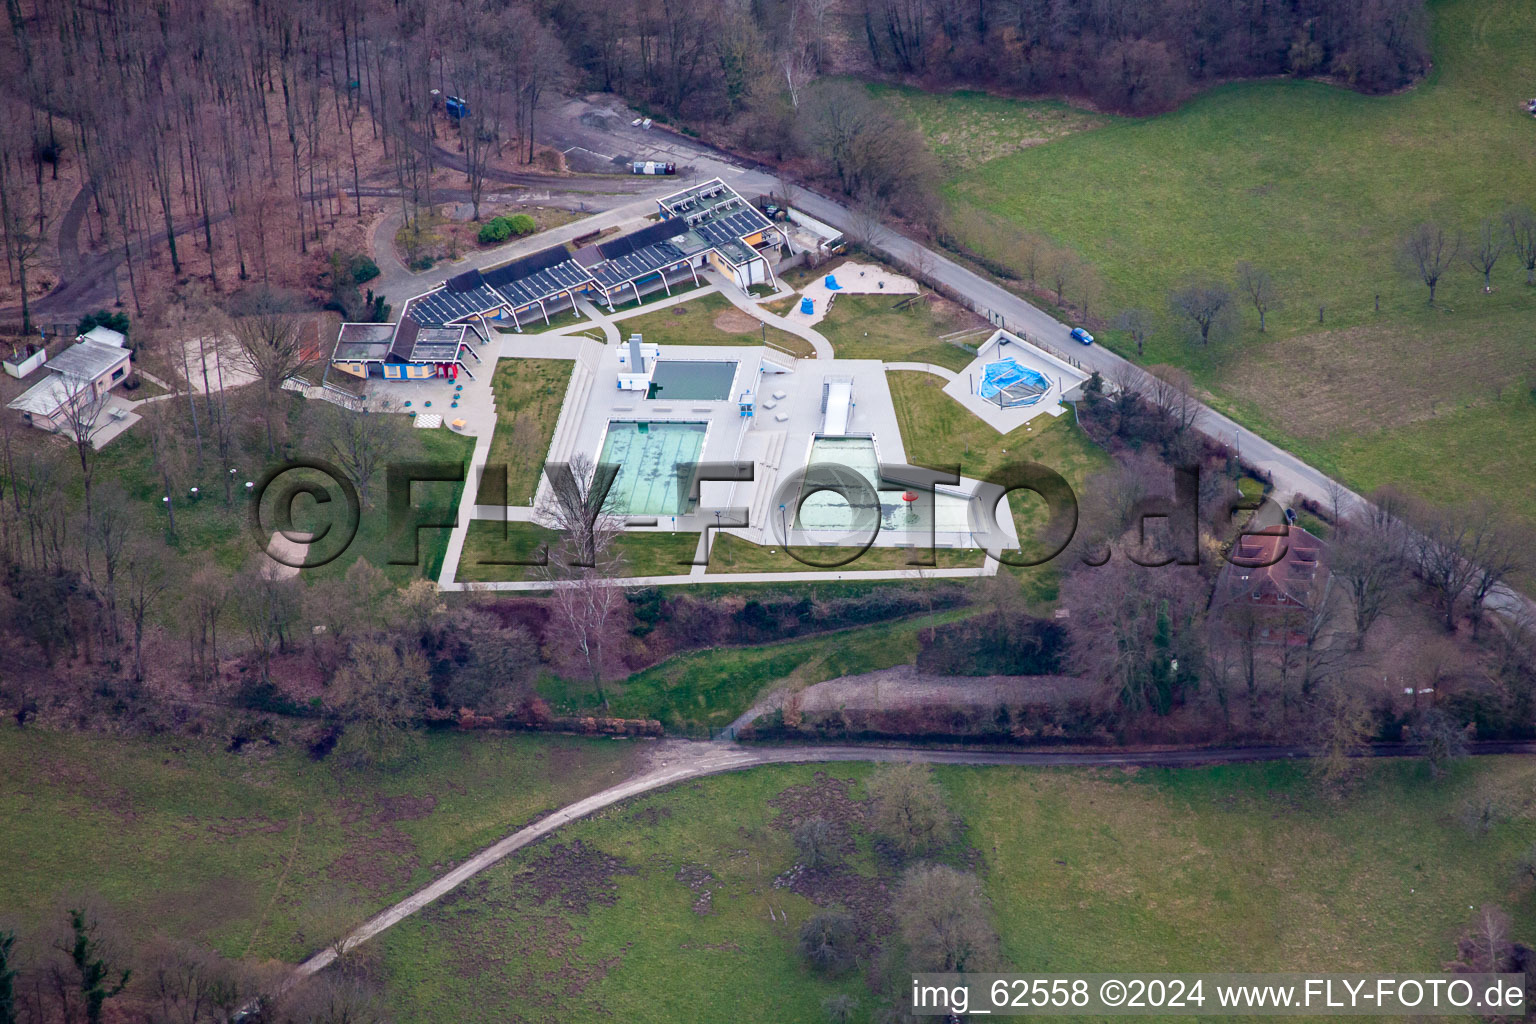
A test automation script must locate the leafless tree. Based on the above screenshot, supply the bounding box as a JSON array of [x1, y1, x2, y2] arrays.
[[894, 864, 1000, 972], [1308, 680, 1376, 793], [847, 190, 890, 249], [55, 374, 113, 535], [867, 762, 952, 856], [122, 541, 171, 683], [327, 398, 408, 506], [1046, 246, 1080, 307], [1504, 204, 1536, 286], [231, 312, 312, 455], [329, 638, 432, 763], [1114, 308, 1154, 357], [1332, 504, 1409, 649], [1235, 261, 1281, 331], [1168, 278, 1234, 345], [1399, 222, 1460, 304], [1146, 366, 1200, 439], [1464, 217, 1506, 292], [1463, 509, 1524, 640], [537, 454, 629, 704]]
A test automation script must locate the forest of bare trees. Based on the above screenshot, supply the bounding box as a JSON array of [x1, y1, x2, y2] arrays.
[[0, 0, 573, 327]]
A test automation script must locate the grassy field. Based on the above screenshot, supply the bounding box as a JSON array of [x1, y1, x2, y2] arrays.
[[817, 293, 983, 371], [372, 756, 1536, 1022], [540, 607, 974, 728], [480, 357, 572, 505], [706, 532, 985, 573], [0, 725, 641, 962], [617, 290, 813, 357], [456, 521, 699, 582], [923, 0, 1536, 525]]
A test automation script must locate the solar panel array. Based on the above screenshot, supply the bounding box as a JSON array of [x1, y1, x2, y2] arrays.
[[588, 236, 692, 290], [394, 182, 770, 333]]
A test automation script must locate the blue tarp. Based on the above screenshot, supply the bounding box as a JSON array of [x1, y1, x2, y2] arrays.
[[825, 274, 842, 290], [800, 296, 814, 314], [978, 358, 1049, 402]]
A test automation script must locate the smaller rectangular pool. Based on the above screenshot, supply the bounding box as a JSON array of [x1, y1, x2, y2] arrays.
[[648, 360, 737, 401]]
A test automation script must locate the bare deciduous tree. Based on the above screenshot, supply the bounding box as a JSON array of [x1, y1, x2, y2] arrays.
[[327, 398, 408, 505], [1168, 279, 1234, 345], [1332, 502, 1409, 649], [1235, 260, 1281, 331], [867, 762, 951, 856], [232, 312, 312, 454], [1114, 307, 1154, 357], [1464, 217, 1506, 292], [895, 864, 1000, 972], [1399, 222, 1460, 304], [1504, 204, 1536, 286]]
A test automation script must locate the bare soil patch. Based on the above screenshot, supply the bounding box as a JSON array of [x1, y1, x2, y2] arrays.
[[711, 306, 764, 334]]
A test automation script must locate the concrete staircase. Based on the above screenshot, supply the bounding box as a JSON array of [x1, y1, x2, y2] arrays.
[[747, 429, 788, 533]]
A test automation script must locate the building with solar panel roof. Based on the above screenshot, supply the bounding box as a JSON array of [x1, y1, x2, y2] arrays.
[[328, 178, 785, 382]]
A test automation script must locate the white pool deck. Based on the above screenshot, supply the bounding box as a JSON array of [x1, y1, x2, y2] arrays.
[[944, 329, 1092, 434]]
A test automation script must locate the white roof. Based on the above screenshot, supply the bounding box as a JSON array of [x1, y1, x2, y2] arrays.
[[8, 374, 78, 416], [80, 325, 127, 348], [46, 339, 128, 381]]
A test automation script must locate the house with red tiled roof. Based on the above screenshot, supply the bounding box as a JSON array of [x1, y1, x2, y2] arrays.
[[1212, 525, 1332, 643]]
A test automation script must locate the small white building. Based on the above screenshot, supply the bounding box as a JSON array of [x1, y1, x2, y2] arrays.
[[7, 336, 133, 434]]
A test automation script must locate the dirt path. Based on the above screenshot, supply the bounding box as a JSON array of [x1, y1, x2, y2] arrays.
[[723, 664, 1097, 736], [288, 737, 1536, 985]]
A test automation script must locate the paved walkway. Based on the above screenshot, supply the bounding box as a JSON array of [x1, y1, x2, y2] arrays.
[[288, 736, 1536, 984]]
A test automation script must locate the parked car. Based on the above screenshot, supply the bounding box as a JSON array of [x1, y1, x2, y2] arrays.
[[1070, 327, 1094, 345], [631, 117, 643, 127]]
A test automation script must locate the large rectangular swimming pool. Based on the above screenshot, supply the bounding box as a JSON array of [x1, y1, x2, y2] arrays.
[[596, 420, 709, 516], [648, 360, 737, 401]]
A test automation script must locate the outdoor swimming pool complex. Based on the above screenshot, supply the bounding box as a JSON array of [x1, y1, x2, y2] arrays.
[[648, 360, 738, 401], [596, 420, 708, 516], [792, 436, 976, 537]]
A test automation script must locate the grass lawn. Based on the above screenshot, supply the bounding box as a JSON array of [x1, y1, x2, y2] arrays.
[[887, 369, 1108, 596], [868, 82, 1110, 170], [480, 358, 573, 506], [0, 724, 641, 962], [706, 532, 985, 573], [924, 0, 1536, 524], [456, 521, 699, 582], [817, 293, 981, 371], [616, 290, 814, 357], [373, 757, 1536, 1022]]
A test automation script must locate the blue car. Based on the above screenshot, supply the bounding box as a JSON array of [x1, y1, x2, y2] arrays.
[[1070, 327, 1094, 345]]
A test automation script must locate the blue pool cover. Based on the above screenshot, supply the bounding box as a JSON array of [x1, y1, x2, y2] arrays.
[[978, 358, 1050, 403]]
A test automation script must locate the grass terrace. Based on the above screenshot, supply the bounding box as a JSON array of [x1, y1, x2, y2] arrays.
[[480, 358, 573, 506], [618, 291, 814, 357], [456, 521, 699, 583], [706, 533, 986, 573], [818, 293, 984, 371]]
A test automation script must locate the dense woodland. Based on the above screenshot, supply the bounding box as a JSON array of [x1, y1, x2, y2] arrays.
[[0, 0, 1435, 329]]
